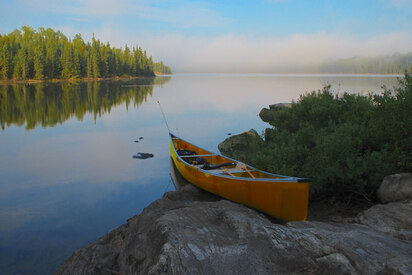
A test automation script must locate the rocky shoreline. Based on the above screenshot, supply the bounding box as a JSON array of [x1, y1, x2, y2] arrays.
[[56, 102, 411, 274], [56, 173, 412, 274]]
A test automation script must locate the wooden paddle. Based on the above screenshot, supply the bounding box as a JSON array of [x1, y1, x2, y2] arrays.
[[236, 162, 256, 178], [222, 168, 235, 177]]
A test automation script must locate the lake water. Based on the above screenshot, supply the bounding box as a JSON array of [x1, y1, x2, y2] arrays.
[[0, 74, 400, 274]]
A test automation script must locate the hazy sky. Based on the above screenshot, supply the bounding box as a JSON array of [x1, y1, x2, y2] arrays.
[[1, 0, 412, 72]]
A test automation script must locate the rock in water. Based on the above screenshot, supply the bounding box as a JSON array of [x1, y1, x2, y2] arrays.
[[259, 103, 292, 125], [56, 185, 412, 275], [377, 173, 412, 203], [133, 152, 154, 159], [218, 129, 262, 163]]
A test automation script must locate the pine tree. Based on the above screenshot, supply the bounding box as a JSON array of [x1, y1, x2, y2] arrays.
[[61, 42, 74, 78], [34, 44, 46, 79], [15, 47, 29, 80], [91, 35, 101, 78], [73, 34, 86, 77], [0, 44, 11, 79]]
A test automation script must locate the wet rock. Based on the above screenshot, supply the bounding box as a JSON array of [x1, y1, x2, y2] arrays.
[[56, 185, 412, 275], [133, 152, 154, 159], [357, 201, 412, 241], [269, 103, 292, 109], [218, 129, 262, 163], [259, 103, 292, 125], [377, 173, 412, 203]]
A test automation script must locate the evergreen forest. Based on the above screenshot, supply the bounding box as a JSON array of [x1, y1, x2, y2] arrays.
[[0, 26, 171, 81]]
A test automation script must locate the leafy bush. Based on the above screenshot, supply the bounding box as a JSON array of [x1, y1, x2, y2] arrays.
[[251, 71, 412, 203]]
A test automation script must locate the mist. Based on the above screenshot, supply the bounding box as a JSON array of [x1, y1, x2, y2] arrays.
[[69, 26, 412, 73], [136, 32, 412, 73]]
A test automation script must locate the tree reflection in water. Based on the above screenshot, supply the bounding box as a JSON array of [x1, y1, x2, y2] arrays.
[[0, 77, 171, 131]]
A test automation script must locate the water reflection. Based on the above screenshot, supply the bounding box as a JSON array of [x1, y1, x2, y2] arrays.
[[157, 74, 400, 151], [0, 77, 171, 131], [170, 157, 190, 190], [0, 76, 172, 274]]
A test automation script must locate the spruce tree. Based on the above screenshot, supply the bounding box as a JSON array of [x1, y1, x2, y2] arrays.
[[0, 44, 11, 79], [34, 44, 45, 79]]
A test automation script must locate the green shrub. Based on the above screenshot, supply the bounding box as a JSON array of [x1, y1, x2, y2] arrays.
[[251, 70, 412, 203]]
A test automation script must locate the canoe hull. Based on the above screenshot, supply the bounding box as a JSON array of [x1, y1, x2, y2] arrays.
[[170, 134, 309, 221]]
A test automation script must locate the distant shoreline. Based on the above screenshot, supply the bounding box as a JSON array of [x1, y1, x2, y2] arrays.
[[166, 72, 403, 77], [0, 72, 400, 85], [0, 75, 161, 85]]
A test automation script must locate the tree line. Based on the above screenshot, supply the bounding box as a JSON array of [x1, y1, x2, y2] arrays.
[[318, 52, 412, 74], [153, 61, 172, 74], [0, 26, 171, 80]]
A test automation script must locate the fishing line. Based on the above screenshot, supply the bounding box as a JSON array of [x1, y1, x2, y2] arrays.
[[156, 96, 174, 194], [164, 178, 172, 193], [156, 96, 170, 133]]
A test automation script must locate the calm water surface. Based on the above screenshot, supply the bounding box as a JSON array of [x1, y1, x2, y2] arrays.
[[0, 74, 400, 274]]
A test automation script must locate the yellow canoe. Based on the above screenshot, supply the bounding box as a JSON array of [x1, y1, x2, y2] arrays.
[[169, 133, 310, 221]]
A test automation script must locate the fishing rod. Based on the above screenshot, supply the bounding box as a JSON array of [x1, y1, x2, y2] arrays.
[[156, 96, 171, 133], [156, 97, 177, 194]]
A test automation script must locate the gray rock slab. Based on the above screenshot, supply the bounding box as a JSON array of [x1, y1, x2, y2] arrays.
[[357, 201, 412, 241], [56, 185, 412, 275]]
